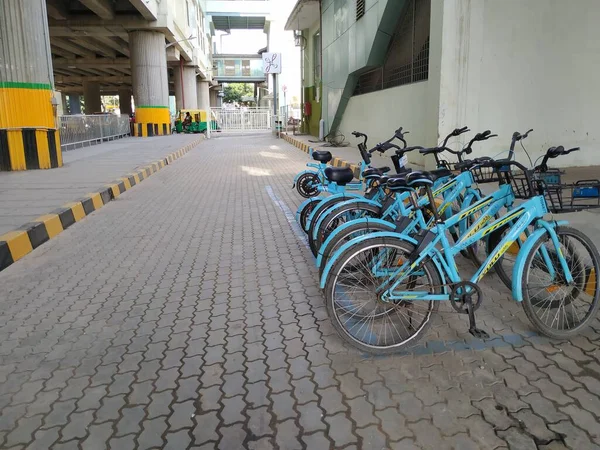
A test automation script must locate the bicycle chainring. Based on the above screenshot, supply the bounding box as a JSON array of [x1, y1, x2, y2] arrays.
[[449, 281, 483, 314]]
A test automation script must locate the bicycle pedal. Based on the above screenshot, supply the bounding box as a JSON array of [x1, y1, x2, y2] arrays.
[[469, 327, 490, 340]]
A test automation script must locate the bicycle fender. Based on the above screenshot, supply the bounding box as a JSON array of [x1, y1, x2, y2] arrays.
[[511, 227, 549, 302], [296, 197, 323, 225], [316, 218, 395, 268], [306, 193, 362, 229], [311, 198, 383, 241], [320, 231, 418, 289], [293, 169, 318, 185]]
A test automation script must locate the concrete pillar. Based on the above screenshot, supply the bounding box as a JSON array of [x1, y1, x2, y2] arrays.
[[196, 79, 211, 137], [83, 81, 102, 114], [60, 92, 68, 115], [129, 30, 170, 136], [118, 89, 133, 115], [68, 94, 82, 115], [0, 0, 62, 171], [174, 63, 198, 110]]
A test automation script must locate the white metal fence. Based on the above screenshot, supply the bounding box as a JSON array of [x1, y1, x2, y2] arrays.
[[211, 107, 271, 132], [59, 114, 131, 151]]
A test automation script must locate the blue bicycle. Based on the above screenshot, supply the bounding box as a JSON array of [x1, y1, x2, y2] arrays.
[[296, 128, 412, 232], [312, 128, 500, 266], [320, 150, 600, 354]]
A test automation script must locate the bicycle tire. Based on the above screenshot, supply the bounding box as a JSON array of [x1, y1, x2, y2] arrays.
[[306, 196, 356, 255], [521, 226, 600, 339], [296, 172, 320, 198], [299, 200, 319, 233], [318, 220, 395, 279], [323, 236, 441, 354], [312, 202, 382, 257]]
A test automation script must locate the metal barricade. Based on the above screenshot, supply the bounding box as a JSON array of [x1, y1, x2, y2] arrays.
[[210, 107, 271, 132], [59, 114, 131, 151]]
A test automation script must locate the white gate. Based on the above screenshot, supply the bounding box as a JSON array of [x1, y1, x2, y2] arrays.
[[211, 107, 271, 132]]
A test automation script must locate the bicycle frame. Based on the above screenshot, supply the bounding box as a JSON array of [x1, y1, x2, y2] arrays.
[[383, 195, 574, 302]]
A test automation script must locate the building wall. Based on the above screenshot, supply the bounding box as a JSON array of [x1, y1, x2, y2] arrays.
[[336, 0, 444, 167], [301, 21, 322, 137], [321, 0, 407, 134], [439, 0, 600, 167]]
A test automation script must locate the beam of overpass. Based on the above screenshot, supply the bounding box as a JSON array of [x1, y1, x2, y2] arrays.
[[93, 36, 130, 57], [77, 0, 114, 20], [55, 75, 132, 83], [53, 57, 130, 69]]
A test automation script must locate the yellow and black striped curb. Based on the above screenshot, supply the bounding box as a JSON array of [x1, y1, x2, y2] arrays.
[[282, 133, 361, 178], [0, 138, 203, 272]]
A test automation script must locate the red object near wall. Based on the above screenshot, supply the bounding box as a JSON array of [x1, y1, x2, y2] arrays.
[[304, 101, 312, 116]]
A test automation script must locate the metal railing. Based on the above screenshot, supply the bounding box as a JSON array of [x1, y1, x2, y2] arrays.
[[211, 107, 271, 132], [59, 114, 131, 151]]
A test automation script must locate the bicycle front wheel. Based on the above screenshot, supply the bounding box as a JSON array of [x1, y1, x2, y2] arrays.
[[323, 236, 441, 354], [521, 226, 600, 339]]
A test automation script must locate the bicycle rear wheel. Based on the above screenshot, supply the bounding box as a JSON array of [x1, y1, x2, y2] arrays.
[[323, 236, 441, 354], [312, 202, 382, 257], [318, 220, 395, 279], [521, 226, 600, 339]]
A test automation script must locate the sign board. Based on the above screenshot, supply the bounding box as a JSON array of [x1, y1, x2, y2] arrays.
[[263, 53, 282, 74]]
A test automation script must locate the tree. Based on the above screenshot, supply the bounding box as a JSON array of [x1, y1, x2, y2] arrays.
[[223, 83, 254, 104]]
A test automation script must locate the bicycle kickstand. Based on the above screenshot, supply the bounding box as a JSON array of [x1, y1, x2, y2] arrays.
[[466, 297, 490, 339]]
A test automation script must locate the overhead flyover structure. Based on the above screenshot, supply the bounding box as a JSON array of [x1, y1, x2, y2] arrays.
[[206, 0, 271, 31], [45, 0, 214, 140]]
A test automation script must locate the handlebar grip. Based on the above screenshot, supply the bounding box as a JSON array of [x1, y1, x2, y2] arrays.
[[394, 127, 403, 135], [352, 131, 365, 137], [481, 130, 491, 137], [565, 147, 580, 153]]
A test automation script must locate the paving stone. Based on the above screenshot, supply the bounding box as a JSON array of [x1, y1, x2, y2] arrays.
[[560, 404, 600, 440], [165, 429, 192, 450], [275, 419, 302, 450], [297, 402, 326, 433], [301, 431, 331, 449], [271, 391, 297, 421], [41, 400, 76, 429], [221, 395, 246, 425], [325, 413, 357, 447], [513, 410, 557, 443], [218, 423, 246, 450], [61, 410, 95, 440], [169, 400, 196, 430], [147, 390, 175, 418], [247, 406, 273, 438], [548, 421, 597, 450], [247, 437, 275, 450], [291, 377, 318, 405], [568, 388, 600, 416], [497, 427, 537, 450], [28, 427, 60, 450], [5, 415, 43, 447], [245, 381, 271, 408], [138, 417, 168, 449], [473, 398, 515, 431], [408, 420, 451, 450], [356, 425, 388, 450], [318, 387, 347, 414]]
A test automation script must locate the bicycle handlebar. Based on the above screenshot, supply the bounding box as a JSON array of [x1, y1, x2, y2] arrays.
[[510, 128, 533, 151], [441, 126, 470, 147], [535, 145, 580, 172]]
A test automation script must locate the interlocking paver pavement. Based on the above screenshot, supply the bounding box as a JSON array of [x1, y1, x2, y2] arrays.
[[0, 132, 600, 449]]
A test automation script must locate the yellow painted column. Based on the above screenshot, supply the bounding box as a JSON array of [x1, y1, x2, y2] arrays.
[[130, 31, 171, 137], [0, 0, 62, 171]]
